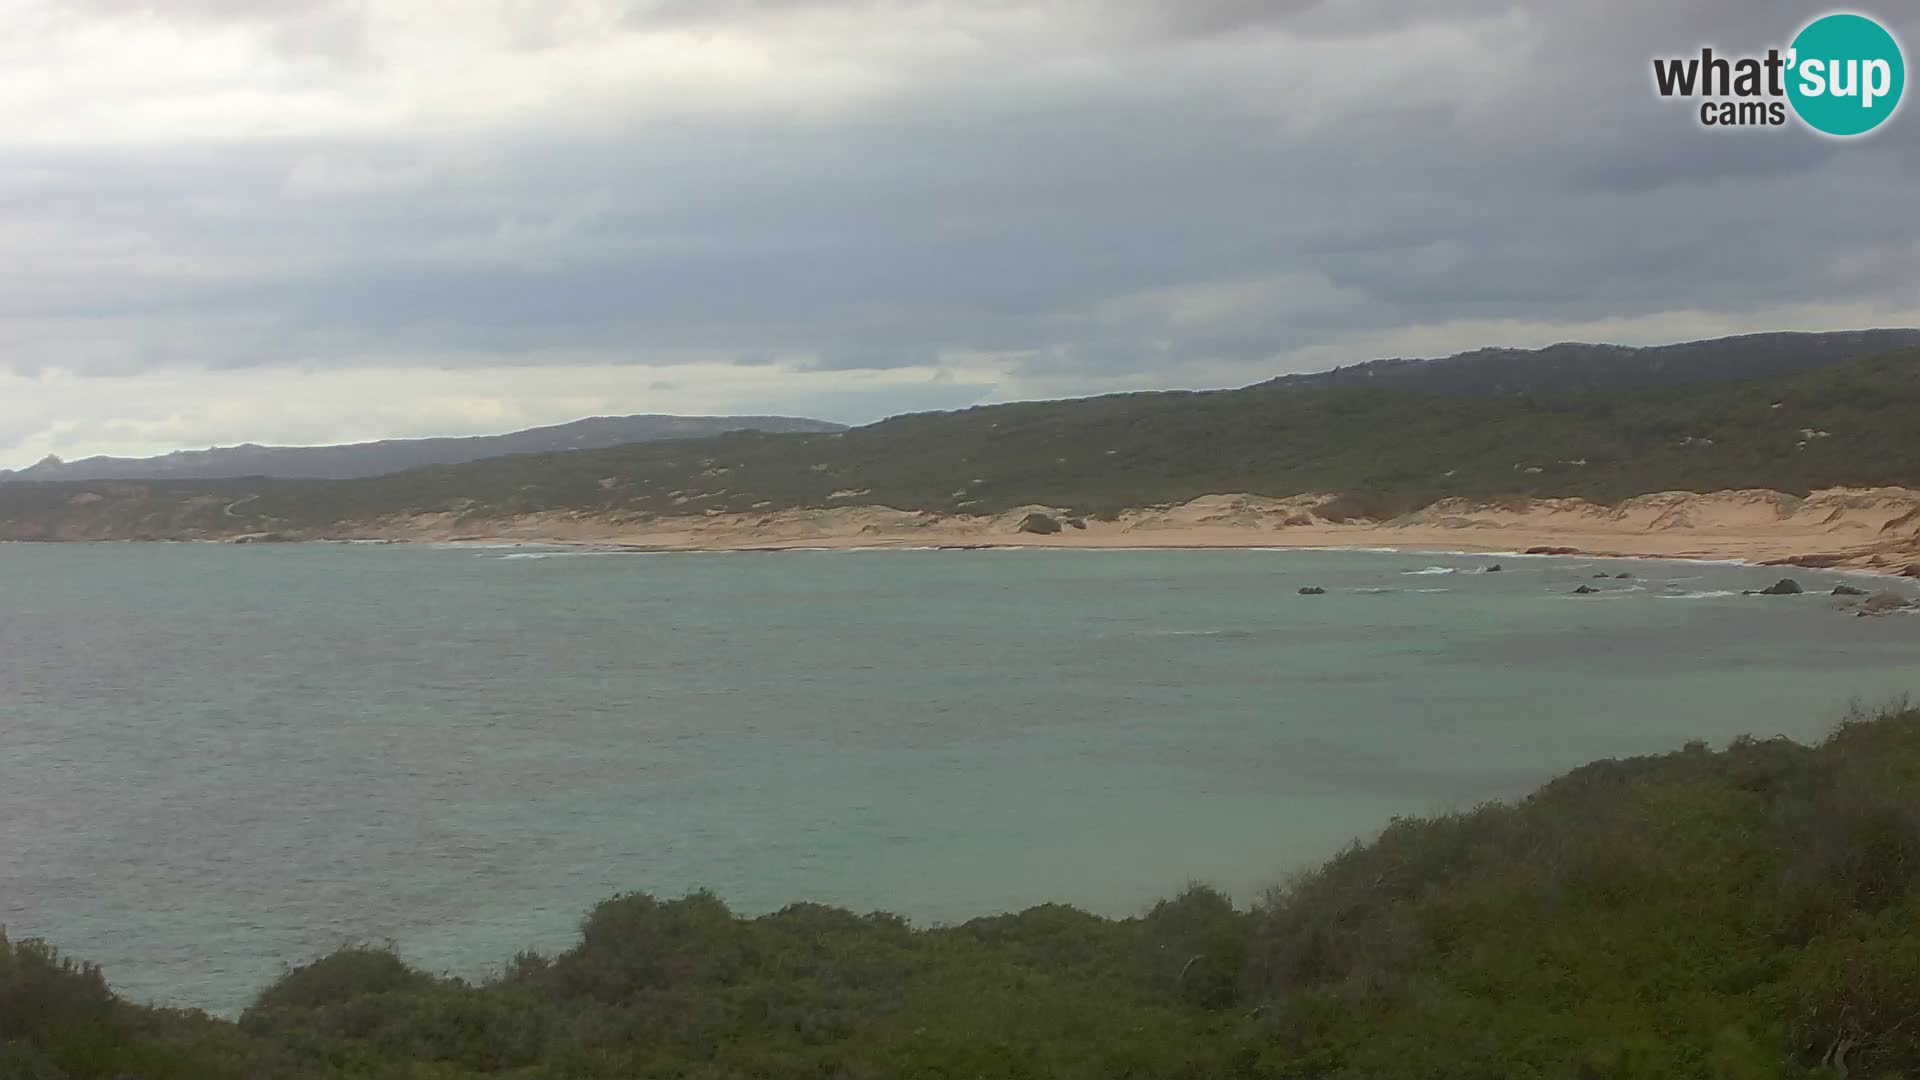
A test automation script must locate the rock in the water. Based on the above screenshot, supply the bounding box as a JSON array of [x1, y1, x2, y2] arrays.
[[1858, 591, 1917, 616], [1015, 512, 1062, 535], [1298, 586, 1326, 595], [1593, 572, 1610, 579], [1485, 564, 1502, 573], [1755, 578, 1804, 596], [1572, 584, 1599, 594], [1614, 573, 1633, 580], [1832, 583, 1869, 597]]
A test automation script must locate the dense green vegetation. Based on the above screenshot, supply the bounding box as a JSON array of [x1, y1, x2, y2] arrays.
[[1264, 329, 1920, 398], [9, 703, 1920, 1078], [4, 345, 1920, 538]]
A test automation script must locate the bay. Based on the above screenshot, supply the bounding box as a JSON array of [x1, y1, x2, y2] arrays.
[[1, 542, 1915, 1014]]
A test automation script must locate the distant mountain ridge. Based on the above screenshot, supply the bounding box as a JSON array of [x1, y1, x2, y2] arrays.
[[6, 328, 1916, 492], [11, 330, 1912, 485], [9, 330, 1920, 544], [0, 414, 846, 483], [1264, 328, 1920, 397]]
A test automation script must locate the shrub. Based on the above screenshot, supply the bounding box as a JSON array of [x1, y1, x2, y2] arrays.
[[246, 945, 433, 1014]]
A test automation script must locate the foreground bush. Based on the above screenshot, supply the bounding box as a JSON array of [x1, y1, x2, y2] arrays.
[[6, 703, 1920, 1078]]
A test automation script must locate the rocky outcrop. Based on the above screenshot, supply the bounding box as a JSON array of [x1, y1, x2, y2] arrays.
[[1767, 553, 1852, 568], [1751, 578, 1805, 596], [1298, 586, 1326, 595], [1832, 584, 1869, 596], [1572, 584, 1599, 594], [1869, 593, 1915, 615], [1016, 512, 1062, 535]]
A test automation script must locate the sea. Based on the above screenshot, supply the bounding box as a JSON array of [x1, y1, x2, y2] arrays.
[[2, 541, 1916, 1015]]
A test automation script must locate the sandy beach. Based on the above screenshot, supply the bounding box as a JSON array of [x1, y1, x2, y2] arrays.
[[330, 486, 1920, 575]]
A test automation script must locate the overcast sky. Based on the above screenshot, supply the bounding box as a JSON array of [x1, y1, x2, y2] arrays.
[[4, 1, 1918, 465]]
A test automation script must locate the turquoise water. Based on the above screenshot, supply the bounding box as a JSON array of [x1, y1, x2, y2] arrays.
[[2, 542, 1916, 1015]]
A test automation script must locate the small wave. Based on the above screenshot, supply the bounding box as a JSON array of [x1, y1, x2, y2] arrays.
[[1402, 566, 1459, 576], [1132, 628, 1265, 640], [1410, 587, 1453, 594], [1354, 587, 1399, 594], [1656, 590, 1741, 600]]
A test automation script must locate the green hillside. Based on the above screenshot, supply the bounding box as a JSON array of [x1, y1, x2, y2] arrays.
[[8, 702, 1920, 1078], [4, 346, 1920, 538], [1263, 328, 1920, 397]]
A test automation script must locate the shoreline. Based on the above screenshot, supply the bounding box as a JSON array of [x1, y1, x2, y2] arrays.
[[334, 487, 1920, 580], [431, 537, 1917, 575], [10, 486, 1920, 579]]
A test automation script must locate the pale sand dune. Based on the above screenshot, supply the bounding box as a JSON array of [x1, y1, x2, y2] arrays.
[[347, 487, 1920, 575]]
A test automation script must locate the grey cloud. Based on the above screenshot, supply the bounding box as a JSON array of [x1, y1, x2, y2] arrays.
[[616, 0, 1319, 38], [6, 0, 1919, 396]]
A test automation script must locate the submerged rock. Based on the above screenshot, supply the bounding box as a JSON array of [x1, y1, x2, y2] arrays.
[[1858, 591, 1917, 616], [1832, 583, 1869, 597], [1571, 584, 1599, 594], [1615, 573, 1633, 580]]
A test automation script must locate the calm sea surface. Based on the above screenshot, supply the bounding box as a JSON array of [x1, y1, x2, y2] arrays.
[[2, 542, 1916, 1014]]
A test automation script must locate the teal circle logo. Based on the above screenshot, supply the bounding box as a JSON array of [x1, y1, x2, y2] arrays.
[[1787, 13, 1905, 136]]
